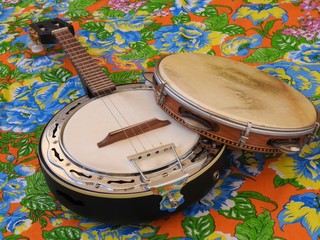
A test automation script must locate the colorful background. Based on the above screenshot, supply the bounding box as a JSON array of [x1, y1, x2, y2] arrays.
[[0, 0, 319, 239]]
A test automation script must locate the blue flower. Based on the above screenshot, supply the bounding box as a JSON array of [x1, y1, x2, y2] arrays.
[[78, 29, 141, 56], [0, 76, 84, 133], [153, 22, 227, 53], [78, 13, 152, 55], [6, 206, 31, 234], [0, 5, 16, 22], [80, 220, 156, 239], [1, 176, 27, 203], [11, 34, 32, 49], [0, 202, 10, 215], [0, 23, 15, 44], [228, 149, 265, 176], [201, 172, 245, 210], [6, 154, 15, 162], [221, 35, 263, 56], [233, 4, 288, 26], [269, 140, 320, 190], [44, 1, 71, 18], [8, 53, 65, 74], [183, 202, 210, 217], [278, 193, 320, 240], [257, 61, 320, 103], [14, 164, 36, 176], [287, 41, 320, 64], [170, 0, 212, 16], [34, 0, 55, 8]]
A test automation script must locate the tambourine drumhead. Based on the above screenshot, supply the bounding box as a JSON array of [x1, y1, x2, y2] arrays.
[[157, 53, 317, 130], [61, 89, 199, 174]]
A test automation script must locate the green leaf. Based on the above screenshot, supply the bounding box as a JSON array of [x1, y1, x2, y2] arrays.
[[0, 145, 9, 154], [288, 178, 305, 190], [235, 210, 275, 240], [25, 172, 51, 195], [237, 191, 278, 210], [69, 0, 97, 10], [18, 0, 33, 8], [0, 63, 11, 78], [96, 30, 113, 40], [80, 22, 105, 33], [21, 156, 38, 163], [204, 13, 229, 31], [42, 226, 82, 240], [41, 68, 72, 83], [21, 194, 57, 211], [99, 7, 125, 18], [40, 216, 48, 228], [139, 2, 166, 12], [252, 28, 268, 38], [11, 138, 28, 148], [67, 9, 89, 18], [219, 197, 256, 220], [109, 71, 142, 84], [4, 235, 28, 240], [195, 5, 218, 17], [149, 234, 169, 240], [17, 143, 34, 158], [265, 20, 277, 34], [121, 45, 159, 60], [172, 14, 191, 25], [271, 33, 300, 51], [273, 175, 288, 187], [220, 25, 245, 36], [0, 162, 15, 174], [0, 42, 10, 54], [33, 125, 45, 139], [182, 215, 215, 239], [141, 28, 155, 41], [243, 48, 285, 63]]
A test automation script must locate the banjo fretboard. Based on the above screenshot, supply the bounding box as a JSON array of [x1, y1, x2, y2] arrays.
[[52, 28, 116, 96]]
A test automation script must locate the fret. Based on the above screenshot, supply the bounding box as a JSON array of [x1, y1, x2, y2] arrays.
[[53, 28, 116, 96]]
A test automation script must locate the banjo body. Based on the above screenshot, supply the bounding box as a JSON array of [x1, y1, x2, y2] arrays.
[[30, 19, 227, 223], [154, 53, 319, 153], [38, 85, 226, 223]]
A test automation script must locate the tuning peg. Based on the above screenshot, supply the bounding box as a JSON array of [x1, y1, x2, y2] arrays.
[[28, 27, 44, 52], [28, 41, 44, 53]]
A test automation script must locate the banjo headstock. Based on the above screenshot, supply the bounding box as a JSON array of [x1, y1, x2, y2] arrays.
[[29, 18, 75, 45]]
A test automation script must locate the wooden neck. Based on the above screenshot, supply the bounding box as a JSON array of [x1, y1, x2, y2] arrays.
[[52, 28, 116, 97]]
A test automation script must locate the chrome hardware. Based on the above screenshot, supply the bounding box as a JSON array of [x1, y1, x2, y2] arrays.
[[129, 144, 189, 212], [142, 72, 155, 85], [155, 83, 166, 104], [179, 107, 219, 132], [269, 139, 301, 154], [128, 143, 183, 183], [166, 192, 179, 208], [238, 122, 252, 148], [308, 122, 320, 143], [212, 171, 220, 180]]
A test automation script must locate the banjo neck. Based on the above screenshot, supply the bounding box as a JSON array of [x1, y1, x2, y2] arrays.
[[52, 27, 116, 97]]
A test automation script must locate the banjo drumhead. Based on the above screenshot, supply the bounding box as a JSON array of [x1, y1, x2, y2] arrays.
[[157, 53, 317, 130], [61, 89, 199, 174]]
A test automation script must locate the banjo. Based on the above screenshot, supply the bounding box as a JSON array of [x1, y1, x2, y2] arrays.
[[29, 19, 226, 224], [153, 53, 319, 153]]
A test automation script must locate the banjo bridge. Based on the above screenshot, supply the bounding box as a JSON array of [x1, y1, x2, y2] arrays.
[[97, 118, 171, 148]]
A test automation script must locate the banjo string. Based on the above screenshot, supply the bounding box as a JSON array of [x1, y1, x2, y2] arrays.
[[55, 29, 163, 153]]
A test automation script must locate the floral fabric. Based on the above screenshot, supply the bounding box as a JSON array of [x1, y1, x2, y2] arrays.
[[0, 0, 319, 240]]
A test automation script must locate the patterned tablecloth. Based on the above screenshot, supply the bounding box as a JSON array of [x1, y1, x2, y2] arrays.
[[0, 0, 319, 239]]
